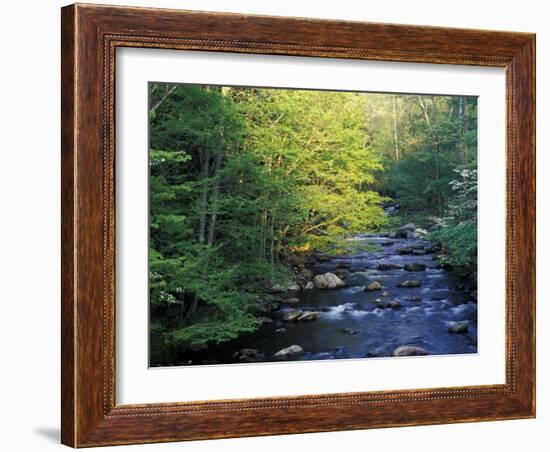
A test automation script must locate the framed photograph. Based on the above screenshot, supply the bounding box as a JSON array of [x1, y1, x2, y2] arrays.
[[61, 3, 535, 447]]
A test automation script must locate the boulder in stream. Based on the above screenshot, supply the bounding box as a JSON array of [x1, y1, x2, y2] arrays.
[[288, 282, 301, 291], [283, 297, 300, 304], [378, 263, 401, 270], [448, 321, 469, 334], [397, 280, 422, 288], [397, 247, 414, 255], [395, 223, 417, 238], [298, 311, 322, 321], [334, 269, 351, 279], [273, 345, 304, 359], [282, 309, 303, 321], [404, 263, 426, 272], [365, 281, 382, 291], [341, 328, 360, 335], [392, 346, 428, 357], [296, 268, 314, 281], [269, 284, 287, 294], [232, 348, 265, 362], [313, 272, 346, 289]]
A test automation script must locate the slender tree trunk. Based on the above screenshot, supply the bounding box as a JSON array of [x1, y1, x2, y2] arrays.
[[177, 299, 185, 328], [207, 134, 223, 246], [260, 210, 267, 261], [269, 214, 275, 266], [187, 148, 210, 321], [186, 295, 199, 321], [392, 96, 400, 161], [417, 96, 443, 216], [417, 96, 432, 130], [458, 97, 466, 164], [149, 84, 177, 114], [198, 148, 210, 245]]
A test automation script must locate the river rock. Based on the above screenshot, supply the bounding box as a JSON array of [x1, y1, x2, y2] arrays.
[[334, 269, 350, 279], [282, 309, 303, 321], [397, 247, 414, 255], [304, 281, 315, 290], [448, 321, 469, 334], [297, 268, 314, 281], [261, 317, 274, 324], [313, 272, 346, 289], [392, 346, 428, 357], [388, 300, 403, 309], [412, 249, 426, 256], [365, 281, 382, 291], [298, 311, 322, 321], [341, 328, 359, 335], [232, 348, 265, 362], [337, 262, 351, 269], [404, 263, 426, 272], [273, 345, 304, 359], [382, 291, 390, 297], [378, 263, 401, 270], [395, 223, 417, 238], [269, 284, 287, 294], [275, 327, 287, 333], [398, 223, 417, 231], [283, 297, 300, 304], [288, 282, 301, 291], [398, 280, 422, 288]]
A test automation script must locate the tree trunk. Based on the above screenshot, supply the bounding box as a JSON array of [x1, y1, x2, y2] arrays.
[[417, 96, 443, 216], [150, 84, 177, 114], [177, 299, 185, 328], [269, 214, 275, 266], [207, 134, 223, 246], [186, 294, 199, 321], [198, 148, 210, 245], [392, 96, 400, 161], [458, 97, 466, 164], [186, 148, 210, 321]]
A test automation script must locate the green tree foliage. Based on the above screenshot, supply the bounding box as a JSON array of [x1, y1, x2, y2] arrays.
[[148, 84, 478, 364], [430, 168, 478, 271], [365, 94, 477, 216], [148, 84, 388, 364]]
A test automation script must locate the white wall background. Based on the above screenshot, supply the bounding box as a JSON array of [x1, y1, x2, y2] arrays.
[[0, 1, 545, 451]]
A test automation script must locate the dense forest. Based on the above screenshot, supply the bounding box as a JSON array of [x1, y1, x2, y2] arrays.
[[148, 83, 477, 365]]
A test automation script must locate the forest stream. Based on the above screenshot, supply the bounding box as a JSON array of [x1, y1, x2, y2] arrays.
[[175, 218, 478, 366]]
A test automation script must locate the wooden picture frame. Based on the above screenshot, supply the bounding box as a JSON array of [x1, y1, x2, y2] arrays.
[[61, 3, 535, 447]]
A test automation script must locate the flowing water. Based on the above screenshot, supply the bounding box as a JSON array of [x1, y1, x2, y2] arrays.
[[175, 231, 478, 366]]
